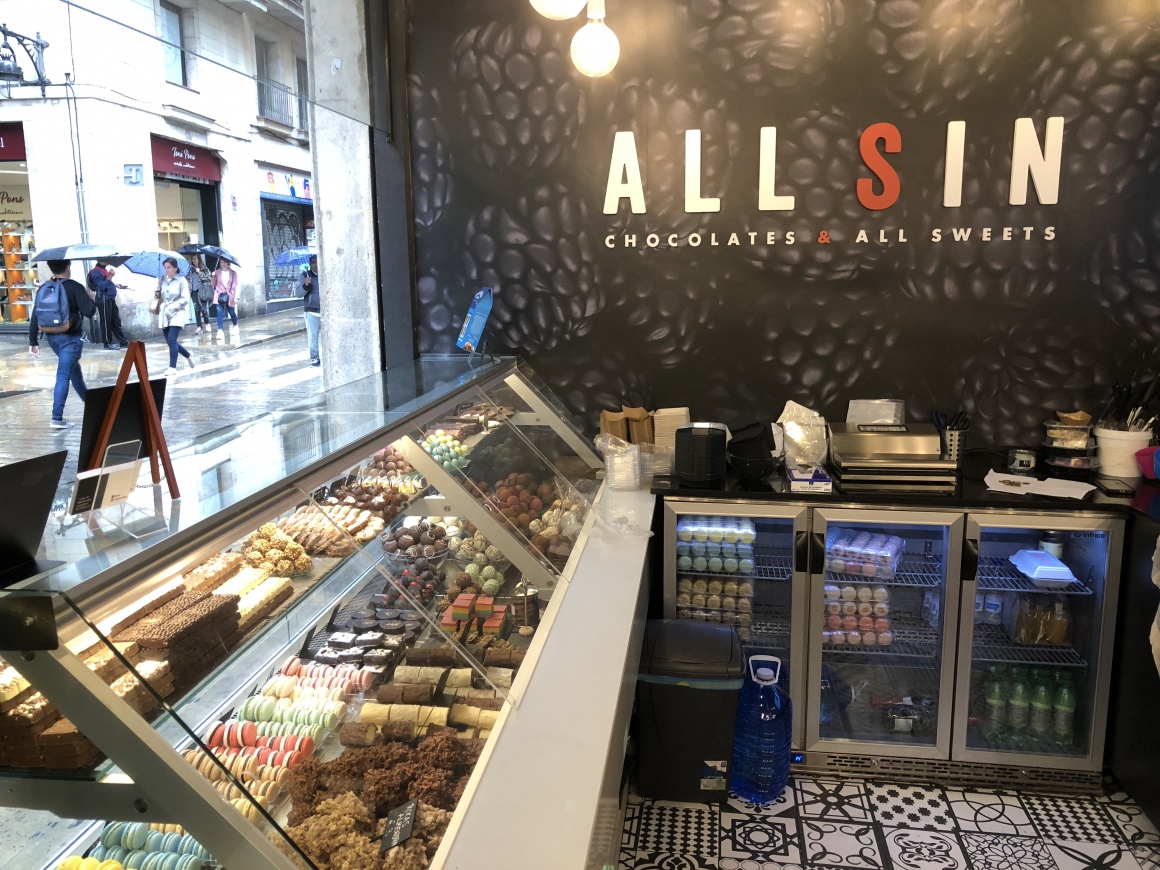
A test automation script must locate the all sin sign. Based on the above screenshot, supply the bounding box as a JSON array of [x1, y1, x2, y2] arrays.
[[601, 118, 1063, 249]]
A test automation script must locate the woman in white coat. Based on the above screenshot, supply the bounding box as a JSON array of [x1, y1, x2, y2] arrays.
[[157, 257, 195, 376]]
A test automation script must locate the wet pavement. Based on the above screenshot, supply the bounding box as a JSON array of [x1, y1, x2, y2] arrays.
[[0, 309, 317, 483]]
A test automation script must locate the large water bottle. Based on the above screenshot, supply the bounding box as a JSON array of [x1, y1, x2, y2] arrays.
[[731, 655, 792, 803]]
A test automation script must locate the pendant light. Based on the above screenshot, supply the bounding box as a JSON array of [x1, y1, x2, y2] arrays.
[[571, 0, 619, 77], [530, 0, 587, 20]]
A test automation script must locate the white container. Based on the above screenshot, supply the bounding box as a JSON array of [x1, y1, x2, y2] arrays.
[[1094, 427, 1152, 478]]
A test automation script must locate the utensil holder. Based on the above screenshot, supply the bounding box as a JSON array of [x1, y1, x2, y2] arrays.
[[1094, 427, 1151, 478], [940, 429, 965, 467]]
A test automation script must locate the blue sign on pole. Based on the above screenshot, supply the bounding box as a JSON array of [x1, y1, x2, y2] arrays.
[[457, 287, 493, 353]]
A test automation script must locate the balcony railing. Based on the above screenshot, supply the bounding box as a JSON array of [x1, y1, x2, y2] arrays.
[[256, 76, 294, 127]]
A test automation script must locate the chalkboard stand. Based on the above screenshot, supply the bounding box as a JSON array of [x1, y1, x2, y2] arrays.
[[88, 340, 180, 499]]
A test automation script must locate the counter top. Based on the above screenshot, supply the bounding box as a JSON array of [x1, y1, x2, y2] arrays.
[[653, 451, 1160, 518]]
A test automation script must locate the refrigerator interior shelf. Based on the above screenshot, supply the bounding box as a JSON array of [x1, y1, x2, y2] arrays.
[[971, 623, 1088, 667], [824, 626, 939, 661], [825, 556, 944, 589], [975, 557, 1092, 596], [750, 604, 791, 650]]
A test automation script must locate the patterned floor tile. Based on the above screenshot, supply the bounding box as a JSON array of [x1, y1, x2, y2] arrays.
[[960, 832, 1059, 870], [795, 779, 872, 822], [718, 862, 803, 870], [800, 820, 883, 869], [719, 814, 803, 866], [632, 851, 718, 870], [1047, 840, 1143, 870], [725, 786, 797, 818], [1106, 804, 1160, 846], [1133, 846, 1160, 870], [639, 802, 719, 856], [623, 800, 642, 850], [945, 790, 1037, 836], [881, 827, 969, 870], [868, 783, 955, 830], [619, 848, 636, 870], [1023, 795, 1122, 843]]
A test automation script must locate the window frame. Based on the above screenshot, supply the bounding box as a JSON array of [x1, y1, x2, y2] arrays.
[[159, 1, 188, 87]]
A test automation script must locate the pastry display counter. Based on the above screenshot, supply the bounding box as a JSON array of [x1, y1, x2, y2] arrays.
[[0, 358, 649, 870]]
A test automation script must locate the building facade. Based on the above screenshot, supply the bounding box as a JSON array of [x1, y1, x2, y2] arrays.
[[0, 0, 314, 334]]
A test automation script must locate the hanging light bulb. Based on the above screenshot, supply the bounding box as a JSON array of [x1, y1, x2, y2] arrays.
[[571, 0, 619, 77], [530, 0, 586, 20]]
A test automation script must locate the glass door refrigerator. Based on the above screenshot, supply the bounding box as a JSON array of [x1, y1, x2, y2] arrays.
[[662, 501, 810, 747], [805, 509, 965, 760], [952, 513, 1124, 777]]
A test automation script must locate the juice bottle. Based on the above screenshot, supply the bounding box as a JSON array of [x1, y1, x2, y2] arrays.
[[1054, 676, 1077, 749], [1046, 600, 1070, 646]]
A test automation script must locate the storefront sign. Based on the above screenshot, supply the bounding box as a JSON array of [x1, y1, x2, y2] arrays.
[[0, 183, 32, 220], [150, 135, 221, 183], [259, 165, 312, 201], [0, 123, 27, 161], [601, 117, 1062, 250]]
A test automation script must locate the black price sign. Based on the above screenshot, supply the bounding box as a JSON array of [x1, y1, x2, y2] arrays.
[[380, 799, 418, 853]]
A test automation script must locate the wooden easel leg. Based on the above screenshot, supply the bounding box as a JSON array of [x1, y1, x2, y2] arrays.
[[87, 345, 138, 472]]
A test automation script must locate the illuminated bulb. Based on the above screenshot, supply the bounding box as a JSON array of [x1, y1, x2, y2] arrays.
[[571, 1, 619, 78], [530, 0, 586, 20]]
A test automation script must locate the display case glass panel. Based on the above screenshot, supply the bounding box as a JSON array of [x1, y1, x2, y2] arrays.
[[961, 520, 1113, 761], [808, 511, 963, 756]]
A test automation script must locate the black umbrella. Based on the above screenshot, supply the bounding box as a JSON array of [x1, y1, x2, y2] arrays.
[[176, 243, 204, 255], [192, 244, 239, 266]]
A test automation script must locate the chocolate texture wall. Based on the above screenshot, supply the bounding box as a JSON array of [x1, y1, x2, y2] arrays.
[[406, 0, 1160, 444]]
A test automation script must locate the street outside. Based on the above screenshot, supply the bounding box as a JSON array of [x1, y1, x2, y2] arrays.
[[0, 308, 320, 483]]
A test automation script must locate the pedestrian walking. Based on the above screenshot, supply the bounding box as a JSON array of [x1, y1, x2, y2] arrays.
[[157, 257, 194, 376], [298, 254, 321, 367], [29, 259, 96, 430], [188, 254, 213, 334], [212, 258, 239, 333], [87, 259, 129, 349]]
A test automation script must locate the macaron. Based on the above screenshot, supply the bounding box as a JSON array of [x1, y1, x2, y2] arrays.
[[878, 630, 893, 645], [857, 586, 872, 602], [862, 631, 878, 646], [847, 630, 862, 645]]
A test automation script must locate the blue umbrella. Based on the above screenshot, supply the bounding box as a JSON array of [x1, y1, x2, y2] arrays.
[[119, 249, 190, 278], [272, 246, 316, 267]]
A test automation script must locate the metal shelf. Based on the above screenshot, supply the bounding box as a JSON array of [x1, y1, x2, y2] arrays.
[[750, 605, 791, 649], [822, 611, 940, 660], [971, 623, 1088, 667], [676, 547, 792, 582], [976, 557, 1093, 596], [825, 556, 944, 589]]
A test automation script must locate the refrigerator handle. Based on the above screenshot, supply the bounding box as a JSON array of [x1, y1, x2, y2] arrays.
[[810, 532, 825, 575], [795, 531, 809, 574], [962, 537, 980, 583]]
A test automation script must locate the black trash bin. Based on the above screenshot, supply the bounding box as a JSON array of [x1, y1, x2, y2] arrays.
[[636, 619, 745, 803]]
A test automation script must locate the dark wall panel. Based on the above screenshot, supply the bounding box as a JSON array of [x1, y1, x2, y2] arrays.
[[406, 0, 1160, 442]]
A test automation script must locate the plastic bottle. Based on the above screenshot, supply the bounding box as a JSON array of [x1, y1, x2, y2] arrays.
[[1046, 600, 1070, 646], [1053, 676, 1077, 749], [1008, 670, 1030, 735], [983, 669, 1007, 742], [731, 655, 792, 803], [974, 593, 984, 624], [1030, 682, 1054, 745]]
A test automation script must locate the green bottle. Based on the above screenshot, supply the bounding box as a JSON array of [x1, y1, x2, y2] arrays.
[[1054, 677, 1077, 750], [984, 673, 1007, 743], [1030, 682, 1054, 744], [1008, 672, 1030, 733]]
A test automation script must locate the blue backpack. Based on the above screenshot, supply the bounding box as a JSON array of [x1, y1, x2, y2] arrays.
[[34, 278, 72, 334]]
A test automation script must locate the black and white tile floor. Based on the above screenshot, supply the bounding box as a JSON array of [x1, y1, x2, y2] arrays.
[[618, 776, 1160, 870]]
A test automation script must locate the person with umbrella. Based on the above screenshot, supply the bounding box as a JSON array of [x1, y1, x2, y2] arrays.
[[87, 259, 129, 349], [211, 255, 239, 334], [157, 257, 195, 376], [297, 254, 321, 367], [187, 253, 213, 334], [28, 259, 97, 429]]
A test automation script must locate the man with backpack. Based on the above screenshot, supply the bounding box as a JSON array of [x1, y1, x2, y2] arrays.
[[88, 259, 128, 349], [29, 259, 96, 430]]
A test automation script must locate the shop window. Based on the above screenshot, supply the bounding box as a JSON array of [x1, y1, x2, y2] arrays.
[[160, 2, 187, 87]]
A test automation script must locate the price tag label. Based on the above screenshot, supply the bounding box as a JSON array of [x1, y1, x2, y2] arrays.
[[380, 799, 419, 853]]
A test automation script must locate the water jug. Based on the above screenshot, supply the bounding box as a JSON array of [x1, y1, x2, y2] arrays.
[[731, 655, 792, 803]]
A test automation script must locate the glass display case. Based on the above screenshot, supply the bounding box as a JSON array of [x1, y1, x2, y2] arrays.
[[0, 361, 605, 870], [805, 509, 964, 759], [952, 512, 1123, 770], [662, 501, 809, 747]]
